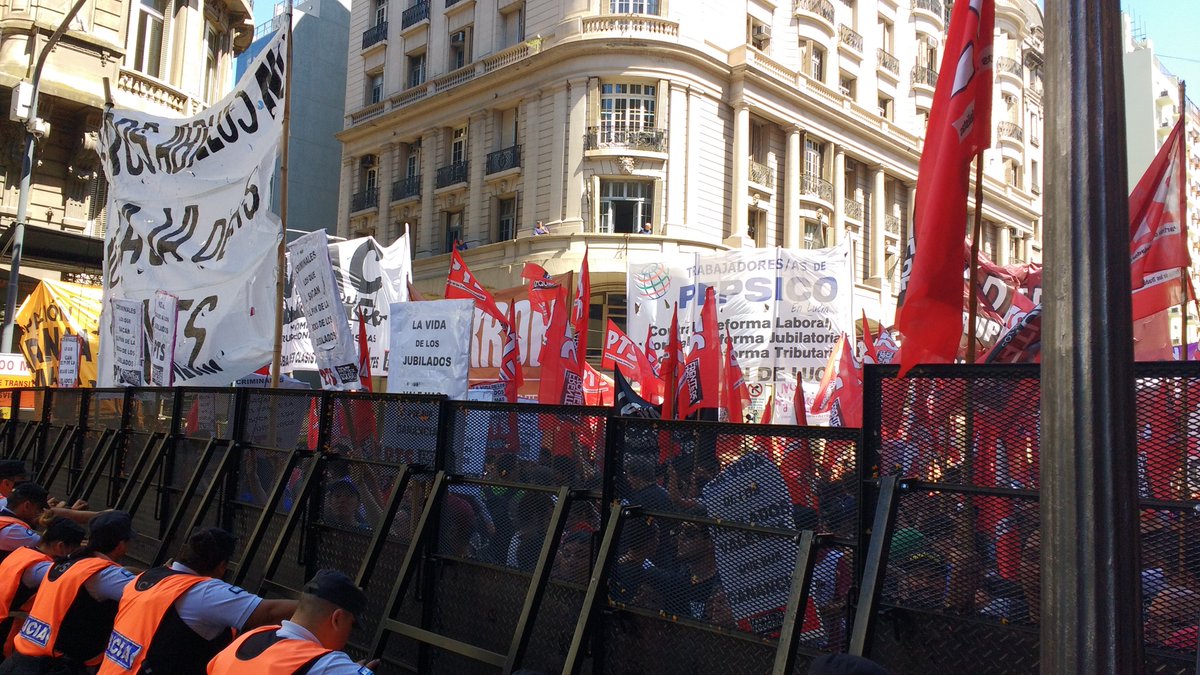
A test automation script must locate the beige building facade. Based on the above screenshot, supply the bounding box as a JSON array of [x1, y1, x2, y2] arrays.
[[0, 0, 252, 301], [337, 0, 1044, 354]]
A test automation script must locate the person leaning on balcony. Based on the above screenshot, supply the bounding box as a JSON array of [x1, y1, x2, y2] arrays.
[[638, 222, 654, 235], [532, 220, 549, 236]]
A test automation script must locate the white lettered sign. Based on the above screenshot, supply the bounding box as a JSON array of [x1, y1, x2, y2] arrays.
[[388, 299, 473, 400]]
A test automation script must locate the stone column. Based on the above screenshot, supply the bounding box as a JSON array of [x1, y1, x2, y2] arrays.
[[467, 112, 487, 245], [998, 224, 1012, 265], [521, 93, 541, 234], [726, 103, 751, 247], [337, 156, 354, 239], [379, 142, 396, 217], [869, 166, 886, 285], [832, 146, 846, 245], [783, 125, 801, 249], [420, 128, 437, 256]]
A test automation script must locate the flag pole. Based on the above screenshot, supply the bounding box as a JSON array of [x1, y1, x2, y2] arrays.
[[965, 153, 986, 362], [270, 2, 295, 388], [1181, 79, 1191, 360]]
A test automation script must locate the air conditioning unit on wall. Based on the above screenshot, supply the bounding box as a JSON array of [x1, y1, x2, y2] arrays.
[[753, 25, 771, 39]]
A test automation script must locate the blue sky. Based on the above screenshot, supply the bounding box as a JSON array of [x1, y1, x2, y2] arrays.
[[1122, 0, 1200, 102]]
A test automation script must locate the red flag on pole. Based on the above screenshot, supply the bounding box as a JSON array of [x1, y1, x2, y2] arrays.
[[832, 334, 864, 428], [793, 370, 808, 426], [522, 262, 552, 281], [895, 0, 995, 375], [677, 287, 721, 418], [572, 248, 591, 359], [581, 362, 614, 406], [356, 308, 372, 392], [643, 323, 662, 378], [721, 335, 750, 423], [811, 337, 844, 416], [601, 320, 663, 403], [1131, 118, 1190, 320], [446, 248, 509, 327], [538, 288, 584, 405], [661, 307, 683, 420], [499, 303, 523, 402]]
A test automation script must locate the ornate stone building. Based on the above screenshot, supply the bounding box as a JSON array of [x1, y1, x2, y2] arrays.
[[337, 0, 1044, 356]]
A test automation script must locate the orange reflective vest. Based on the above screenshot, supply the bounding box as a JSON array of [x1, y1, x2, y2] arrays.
[[14, 556, 118, 664], [0, 515, 32, 558], [206, 626, 332, 675], [0, 546, 49, 657], [97, 568, 210, 674]]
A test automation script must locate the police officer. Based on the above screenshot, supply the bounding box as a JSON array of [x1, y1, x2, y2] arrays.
[[98, 527, 297, 675], [0, 518, 85, 658], [0, 484, 49, 563], [0, 463, 27, 512], [1, 511, 136, 675], [207, 569, 379, 675]]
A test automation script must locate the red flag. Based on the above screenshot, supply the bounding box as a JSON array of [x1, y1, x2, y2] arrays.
[[581, 362, 614, 406], [895, 0, 995, 375], [660, 307, 683, 420], [522, 262, 552, 281], [528, 277, 561, 327], [832, 334, 864, 428], [643, 322, 662, 378], [811, 338, 844, 415], [445, 248, 509, 327], [601, 320, 663, 403], [860, 312, 879, 365], [499, 303, 523, 402], [356, 308, 372, 392], [572, 248, 591, 359], [537, 288, 584, 405], [793, 370, 808, 426], [677, 287, 721, 418], [1131, 118, 1190, 319], [406, 281, 426, 301], [761, 394, 773, 425], [721, 336, 750, 424]]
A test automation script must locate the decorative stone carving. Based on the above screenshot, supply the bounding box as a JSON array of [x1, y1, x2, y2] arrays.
[[68, 130, 101, 182], [617, 156, 636, 175]]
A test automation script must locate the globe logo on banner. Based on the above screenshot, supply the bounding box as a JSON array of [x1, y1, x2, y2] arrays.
[[633, 263, 671, 300]]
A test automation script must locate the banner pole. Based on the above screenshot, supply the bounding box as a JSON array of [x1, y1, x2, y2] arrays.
[[270, 2, 294, 388], [1181, 79, 1190, 361], [965, 154, 985, 363]]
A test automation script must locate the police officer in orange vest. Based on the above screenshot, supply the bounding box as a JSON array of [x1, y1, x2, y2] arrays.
[[0, 518, 85, 660], [207, 570, 378, 675], [98, 527, 297, 675], [0, 485, 51, 564], [0, 510, 136, 675], [0, 463, 27, 513]]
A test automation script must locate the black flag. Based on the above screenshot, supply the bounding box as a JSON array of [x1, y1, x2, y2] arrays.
[[614, 366, 660, 418]]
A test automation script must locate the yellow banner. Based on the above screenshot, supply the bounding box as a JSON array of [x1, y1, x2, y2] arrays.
[[15, 280, 102, 387]]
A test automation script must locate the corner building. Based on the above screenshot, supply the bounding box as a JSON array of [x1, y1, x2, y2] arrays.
[[337, 0, 1044, 357]]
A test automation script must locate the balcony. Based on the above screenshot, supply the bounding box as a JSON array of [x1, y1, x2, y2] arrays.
[[585, 126, 667, 153], [401, 0, 430, 29], [351, 188, 379, 212], [116, 68, 194, 116], [911, 65, 937, 89], [996, 56, 1024, 85], [997, 121, 1024, 143], [839, 24, 863, 55], [362, 22, 387, 49], [446, 0, 463, 6], [844, 199, 864, 222], [749, 160, 774, 190], [580, 15, 679, 38], [794, 0, 835, 32], [877, 48, 899, 77], [485, 144, 522, 174], [392, 175, 420, 202], [799, 173, 833, 204], [435, 161, 469, 188], [885, 214, 901, 236], [910, 0, 944, 32]]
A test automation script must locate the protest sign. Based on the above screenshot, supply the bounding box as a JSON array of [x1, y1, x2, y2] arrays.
[[57, 337, 82, 388], [149, 292, 178, 386], [15, 280, 101, 387], [110, 299, 144, 386], [288, 231, 360, 390], [98, 30, 287, 386], [388, 299, 474, 399]]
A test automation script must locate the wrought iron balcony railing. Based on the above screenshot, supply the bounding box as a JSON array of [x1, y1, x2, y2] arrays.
[[800, 174, 833, 201], [877, 48, 899, 75], [996, 56, 1024, 80], [794, 0, 835, 24], [585, 126, 667, 152], [912, 65, 938, 88], [401, 0, 429, 28], [911, 0, 943, 18], [749, 160, 774, 189], [435, 161, 469, 188], [885, 214, 901, 235], [362, 22, 387, 49], [485, 145, 522, 174], [392, 175, 420, 201], [839, 24, 863, 52], [351, 188, 379, 212], [844, 199, 864, 221], [997, 121, 1024, 142]]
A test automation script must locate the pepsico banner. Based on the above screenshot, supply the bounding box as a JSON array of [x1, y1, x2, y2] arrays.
[[626, 244, 853, 424]]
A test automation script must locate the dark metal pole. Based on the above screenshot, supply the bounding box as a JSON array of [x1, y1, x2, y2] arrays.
[[1041, 1, 1143, 673]]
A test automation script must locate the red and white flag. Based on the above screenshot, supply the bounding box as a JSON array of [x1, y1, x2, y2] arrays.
[[537, 288, 584, 405], [572, 248, 591, 358], [661, 307, 683, 420], [677, 286, 721, 418], [601, 320, 663, 403], [643, 323, 662, 378], [793, 370, 808, 426], [445, 249, 509, 328], [1131, 118, 1190, 320], [499, 303, 524, 402], [895, 0, 995, 375], [721, 335, 750, 423], [581, 362, 614, 406], [356, 307, 372, 392]]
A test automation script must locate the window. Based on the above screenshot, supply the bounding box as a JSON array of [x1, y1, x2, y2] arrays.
[[132, 0, 167, 77], [1004, 158, 1022, 189], [748, 209, 766, 247], [878, 16, 893, 53], [405, 142, 421, 177], [407, 52, 426, 88], [750, 121, 766, 163], [497, 108, 518, 148], [840, 73, 856, 98], [599, 180, 654, 234], [501, 4, 524, 47], [916, 36, 937, 69], [803, 219, 825, 249], [878, 95, 894, 121], [497, 197, 516, 240], [610, 0, 659, 14], [375, 0, 387, 26], [364, 167, 378, 193], [803, 41, 826, 81], [449, 27, 472, 70], [368, 72, 384, 104], [1028, 108, 1041, 146], [1030, 159, 1040, 194], [450, 126, 467, 164], [916, 107, 930, 130], [444, 211, 463, 253], [804, 138, 824, 178], [749, 19, 770, 51], [204, 25, 220, 102], [600, 83, 656, 138]]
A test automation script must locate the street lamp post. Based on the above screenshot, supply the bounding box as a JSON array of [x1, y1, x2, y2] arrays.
[[0, 0, 92, 351]]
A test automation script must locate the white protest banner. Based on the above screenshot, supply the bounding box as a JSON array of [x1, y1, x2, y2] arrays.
[[57, 337, 81, 388], [110, 299, 144, 386], [627, 245, 852, 424], [378, 228, 412, 305], [97, 30, 288, 386], [149, 292, 178, 386], [236, 373, 312, 449], [280, 253, 316, 372], [701, 452, 798, 634], [388, 299, 473, 400], [288, 231, 360, 390]]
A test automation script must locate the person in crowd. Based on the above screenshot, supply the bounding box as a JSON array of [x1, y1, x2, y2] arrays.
[[662, 521, 724, 623], [975, 571, 1029, 623], [97, 527, 297, 675], [1, 511, 137, 675], [323, 479, 371, 530], [551, 531, 593, 586], [532, 221, 549, 236], [206, 569, 378, 674], [638, 222, 653, 235], [0, 485, 49, 563], [506, 492, 553, 571], [1146, 585, 1199, 649], [895, 550, 949, 611], [0, 518, 85, 658], [439, 493, 478, 559], [622, 456, 671, 512], [0, 463, 26, 512], [609, 516, 661, 605]]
